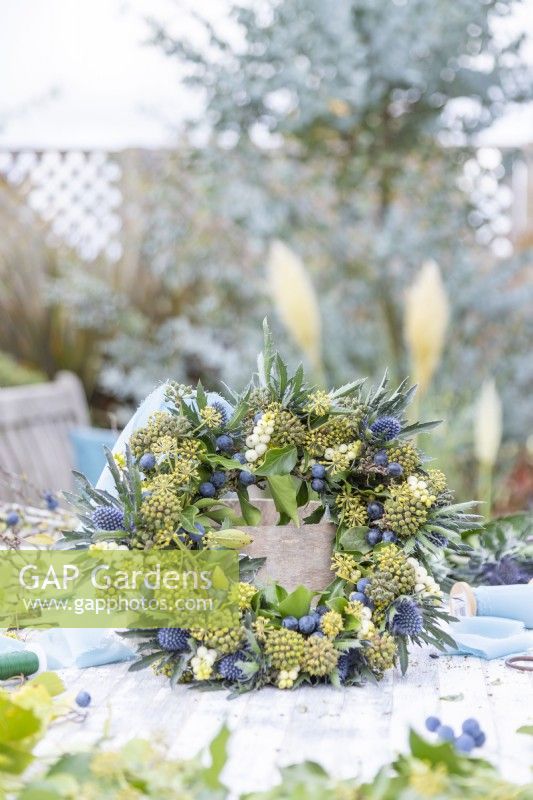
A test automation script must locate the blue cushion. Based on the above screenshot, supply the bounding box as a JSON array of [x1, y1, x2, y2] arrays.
[[69, 426, 118, 485]]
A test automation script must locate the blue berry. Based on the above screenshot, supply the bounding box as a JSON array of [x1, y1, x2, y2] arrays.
[[367, 501, 384, 521], [157, 628, 190, 652], [474, 731, 486, 747], [298, 614, 317, 635], [373, 450, 389, 467], [282, 616, 299, 631], [139, 453, 156, 471], [75, 690, 91, 708], [254, 412, 263, 423], [382, 530, 398, 543], [311, 464, 326, 479], [218, 651, 247, 681], [311, 630, 325, 638], [233, 453, 246, 464], [425, 716, 441, 732], [462, 718, 481, 737], [92, 505, 124, 531], [357, 577, 371, 593], [370, 416, 402, 441], [189, 522, 206, 543], [311, 478, 325, 492], [387, 462, 403, 478], [349, 591, 367, 605], [315, 605, 328, 616], [437, 725, 455, 742], [390, 598, 424, 636], [5, 511, 20, 527], [239, 471, 256, 486], [211, 471, 226, 488], [455, 733, 475, 753], [199, 482, 216, 498], [216, 434, 233, 452], [44, 492, 59, 511], [366, 528, 382, 546]]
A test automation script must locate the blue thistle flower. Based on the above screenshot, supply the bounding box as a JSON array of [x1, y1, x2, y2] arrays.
[[91, 505, 125, 531], [370, 416, 402, 441], [218, 651, 247, 681], [157, 628, 190, 652], [390, 597, 424, 636]]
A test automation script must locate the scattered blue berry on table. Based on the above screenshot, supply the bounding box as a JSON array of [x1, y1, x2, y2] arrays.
[[44, 491, 59, 511], [139, 453, 156, 471], [370, 416, 402, 441], [211, 471, 226, 488], [425, 716, 441, 732], [298, 614, 317, 635], [282, 616, 299, 631], [349, 591, 368, 605], [199, 482, 216, 498], [189, 523, 206, 543], [474, 731, 486, 747], [437, 725, 455, 742], [462, 718, 481, 737], [311, 478, 325, 492], [367, 501, 384, 521], [455, 733, 475, 753], [75, 690, 91, 708], [382, 530, 398, 543], [387, 462, 403, 478], [218, 651, 247, 681], [366, 528, 382, 546], [92, 505, 124, 531], [373, 450, 389, 467], [357, 577, 371, 593], [6, 511, 20, 527], [390, 598, 424, 636], [311, 464, 326, 479], [216, 434, 234, 452], [239, 470, 256, 486], [157, 628, 190, 652]]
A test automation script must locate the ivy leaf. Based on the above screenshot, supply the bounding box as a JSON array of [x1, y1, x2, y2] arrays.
[[237, 491, 262, 525], [277, 585, 315, 618], [266, 475, 299, 525], [29, 673, 65, 698], [202, 725, 230, 790], [338, 527, 370, 553], [255, 446, 298, 476]]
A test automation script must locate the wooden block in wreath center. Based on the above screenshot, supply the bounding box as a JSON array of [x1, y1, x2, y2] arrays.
[[225, 498, 335, 592]]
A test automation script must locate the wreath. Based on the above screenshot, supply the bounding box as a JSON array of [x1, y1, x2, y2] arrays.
[[63, 322, 479, 693]]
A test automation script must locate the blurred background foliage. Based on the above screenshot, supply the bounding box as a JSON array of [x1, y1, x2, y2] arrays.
[[0, 0, 532, 511]]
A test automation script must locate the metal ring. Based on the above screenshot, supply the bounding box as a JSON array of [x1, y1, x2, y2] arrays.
[[505, 655, 533, 672]]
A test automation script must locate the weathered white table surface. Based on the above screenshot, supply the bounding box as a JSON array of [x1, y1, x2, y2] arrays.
[[35, 646, 532, 794]]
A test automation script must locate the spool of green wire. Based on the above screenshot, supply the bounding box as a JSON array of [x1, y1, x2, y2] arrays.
[[0, 650, 40, 680]]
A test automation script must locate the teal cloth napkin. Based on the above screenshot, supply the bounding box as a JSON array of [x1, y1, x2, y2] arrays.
[[447, 616, 533, 660]]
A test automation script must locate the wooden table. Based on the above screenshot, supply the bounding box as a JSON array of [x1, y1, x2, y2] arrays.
[[35, 646, 533, 794]]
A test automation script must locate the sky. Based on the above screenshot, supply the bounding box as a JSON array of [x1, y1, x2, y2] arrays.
[[0, 0, 532, 150]]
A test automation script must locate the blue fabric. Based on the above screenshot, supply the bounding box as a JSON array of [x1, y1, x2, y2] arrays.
[[447, 616, 533, 660], [70, 426, 118, 485], [0, 629, 134, 669], [474, 584, 533, 628]]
